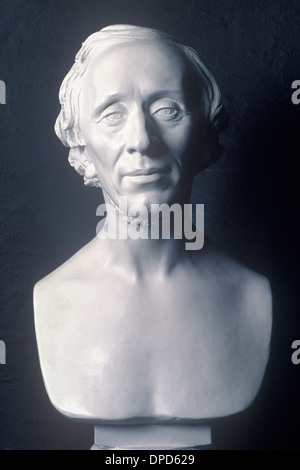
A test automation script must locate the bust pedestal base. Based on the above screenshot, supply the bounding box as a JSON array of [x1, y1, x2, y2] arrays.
[[91, 423, 211, 450]]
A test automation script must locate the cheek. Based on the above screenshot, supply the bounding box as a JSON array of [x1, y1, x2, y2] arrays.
[[84, 127, 125, 165], [162, 124, 195, 161]]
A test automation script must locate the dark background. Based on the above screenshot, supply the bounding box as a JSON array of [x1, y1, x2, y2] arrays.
[[0, 0, 300, 449]]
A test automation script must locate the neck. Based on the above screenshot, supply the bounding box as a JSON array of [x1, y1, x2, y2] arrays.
[[96, 192, 193, 280]]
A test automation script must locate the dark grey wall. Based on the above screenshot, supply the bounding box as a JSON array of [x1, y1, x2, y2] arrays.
[[1, 0, 300, 449]]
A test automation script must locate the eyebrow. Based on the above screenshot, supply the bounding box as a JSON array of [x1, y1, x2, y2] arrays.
[[92, 90, 186, 116], [93, 94, 124, 117]]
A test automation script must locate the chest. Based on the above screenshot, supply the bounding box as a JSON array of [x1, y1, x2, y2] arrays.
[[50, 278, 244, 376], [37, 278, 267, 421]]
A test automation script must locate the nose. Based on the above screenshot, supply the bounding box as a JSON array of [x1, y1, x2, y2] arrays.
[[126, 110, 153, 155]]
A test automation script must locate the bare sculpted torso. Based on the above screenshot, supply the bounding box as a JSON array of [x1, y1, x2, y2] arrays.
[[34, 237, 272, 423]]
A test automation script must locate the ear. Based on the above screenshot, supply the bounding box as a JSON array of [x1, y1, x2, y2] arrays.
[[68, 147, 102, 188], [83, 162, 102, 188]]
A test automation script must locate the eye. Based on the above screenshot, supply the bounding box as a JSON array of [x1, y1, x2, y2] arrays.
[[97, 104, 127, 127], [154, 107, 180, 120], [103, 111, 126, 122]]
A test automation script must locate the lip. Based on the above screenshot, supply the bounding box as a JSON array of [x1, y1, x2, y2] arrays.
[[125, 167, 168, 184], [127, 167, 168, 177]]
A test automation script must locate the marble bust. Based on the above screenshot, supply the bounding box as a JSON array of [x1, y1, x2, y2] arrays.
[[34, 25, 272, 449]]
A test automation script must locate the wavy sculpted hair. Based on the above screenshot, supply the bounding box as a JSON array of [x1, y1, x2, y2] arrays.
[[55, 24, 226, 187]]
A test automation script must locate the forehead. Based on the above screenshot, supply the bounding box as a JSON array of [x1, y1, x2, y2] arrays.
[[83, 40, 191, 102]]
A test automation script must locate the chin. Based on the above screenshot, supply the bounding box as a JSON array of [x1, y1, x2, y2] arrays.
[[125, 189, 180, 208]]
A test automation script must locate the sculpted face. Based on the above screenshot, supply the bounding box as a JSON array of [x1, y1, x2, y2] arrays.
[[80, 40, 199, 207]]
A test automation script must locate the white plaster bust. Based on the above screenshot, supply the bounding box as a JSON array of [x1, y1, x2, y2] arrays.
[[34, 25, 272, 449]]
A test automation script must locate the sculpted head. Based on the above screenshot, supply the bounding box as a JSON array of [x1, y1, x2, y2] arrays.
[[55, 25, 226, 206]]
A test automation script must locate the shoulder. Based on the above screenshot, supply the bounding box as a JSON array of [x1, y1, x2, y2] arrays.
[[232, 260, 272, 337], [221, 252, 272, 317], [33, 236, 105, 312], [197, 240, 272, 322]]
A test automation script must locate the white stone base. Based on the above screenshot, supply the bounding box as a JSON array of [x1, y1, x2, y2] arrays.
[[91, 423, 211, 450]]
